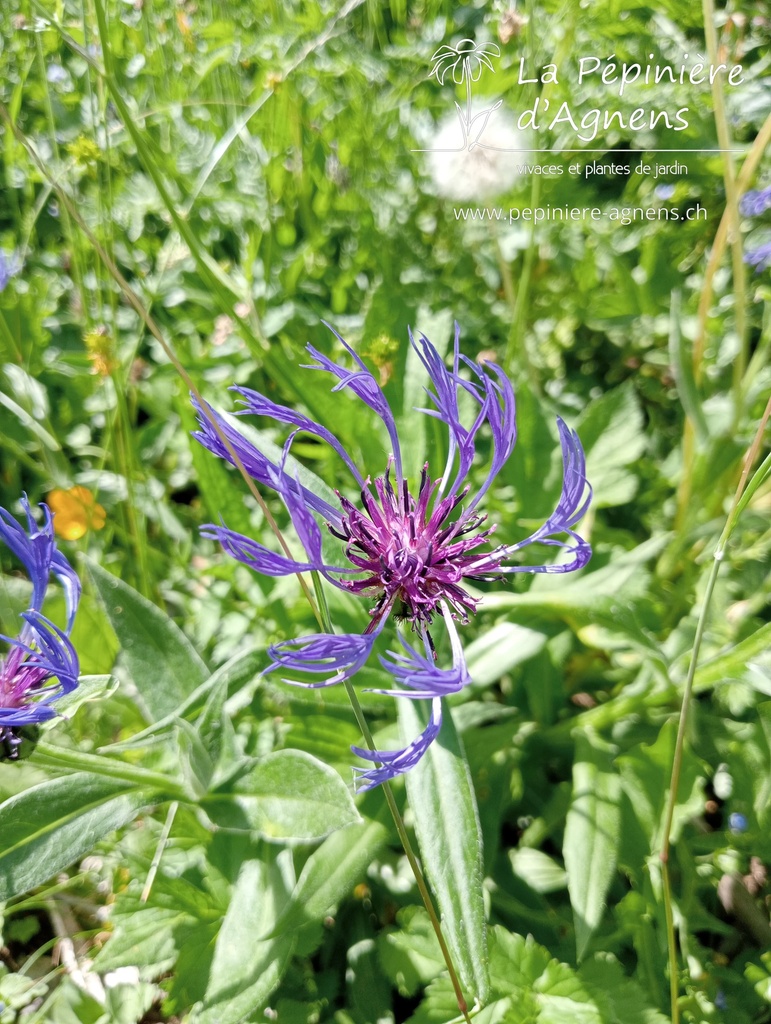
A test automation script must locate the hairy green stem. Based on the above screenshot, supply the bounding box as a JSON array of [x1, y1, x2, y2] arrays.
[[310, 574, 472, 1022], [35, 741, 189, 801]]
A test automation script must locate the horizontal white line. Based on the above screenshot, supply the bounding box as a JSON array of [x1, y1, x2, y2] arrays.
[[412, 147, 744, 153]]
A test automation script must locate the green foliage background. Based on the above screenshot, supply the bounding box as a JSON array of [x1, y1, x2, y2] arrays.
[[0, 0, 769, 1022]]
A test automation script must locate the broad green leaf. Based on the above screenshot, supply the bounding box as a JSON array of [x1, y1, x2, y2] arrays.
[[576, 382, 646, 509], [177, 719, 216, 796], [88, 560, 209, 722], [510, 847, 568, 894], [0, 580, 118, 677], [694, 622, 771, 693], [41, 674, 117, 728], [201, 750, 360, 842], [507, 384, 557, 517], [482, 536, 667, 615], [103, 646, 264, 751], [617, 719, 705, 850], [268, 816, 389, 936], [464, 622, 547, 686], [347, 934, 394, 1024], [0, 773, 153, 900], [668, 290, 709, 446], [195, 856, 295, 1024], [400, 699, 489, 1004], [563, 733, 622, 959]]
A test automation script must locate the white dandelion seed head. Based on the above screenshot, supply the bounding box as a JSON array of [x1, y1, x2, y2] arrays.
[[427, 105, 527, 201]]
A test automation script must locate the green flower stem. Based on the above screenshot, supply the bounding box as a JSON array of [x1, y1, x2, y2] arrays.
[[310, 573, 473, 1023], [35, 741, 190, 802], [659, 394, 771, 1024]]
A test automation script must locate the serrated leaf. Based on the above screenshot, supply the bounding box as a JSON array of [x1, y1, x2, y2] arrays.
[[578, 953, 670, 1024], [378, 908, 445, 998], [0, 773, 152, 900], [88, 560, 209, 722], [201, 749, 360, 842], [564, 733, 622, 960], [400, 699, 489, 1004], [95, 905, 195, 976]]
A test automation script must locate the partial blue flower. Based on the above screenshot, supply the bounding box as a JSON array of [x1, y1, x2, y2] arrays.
[[195, 323, 592, 786], [728, 812, 748, 835], [266, 630, 381, 688], [744, 240, 771, 272], [46, 63, 69, 85], [352, 696, 444, 791], [0, 497, 81, 756], [739, 186, 771, 218], [0, 250, 20, 292]]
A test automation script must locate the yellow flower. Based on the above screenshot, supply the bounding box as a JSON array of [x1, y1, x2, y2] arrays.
[[47, 486, 107, 541], [84, 326, 118, 377], [66, 135, 102, 167]]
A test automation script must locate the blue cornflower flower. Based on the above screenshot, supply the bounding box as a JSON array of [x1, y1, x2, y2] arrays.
[[739, 186, 771, 218], [0, 497, 81, 758], [728, 812, 748, 834], [194, 323, 591, 788], [744, 240, 771, 272]]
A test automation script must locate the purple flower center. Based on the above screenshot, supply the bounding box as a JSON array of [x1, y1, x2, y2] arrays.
[[331, 462, 497, 630]]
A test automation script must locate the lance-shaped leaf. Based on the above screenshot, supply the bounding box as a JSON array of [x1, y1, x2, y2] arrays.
[[399, 699, 489, 1004]]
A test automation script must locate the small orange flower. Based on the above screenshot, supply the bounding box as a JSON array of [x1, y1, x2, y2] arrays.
[[47, 486, 107, 541], [84, 326, 118, 377]]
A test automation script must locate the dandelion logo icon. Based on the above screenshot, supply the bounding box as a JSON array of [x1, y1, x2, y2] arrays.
[[421, 38, 526, 199], [430, 39, 500, 86], [429, 40, 503, 153]]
